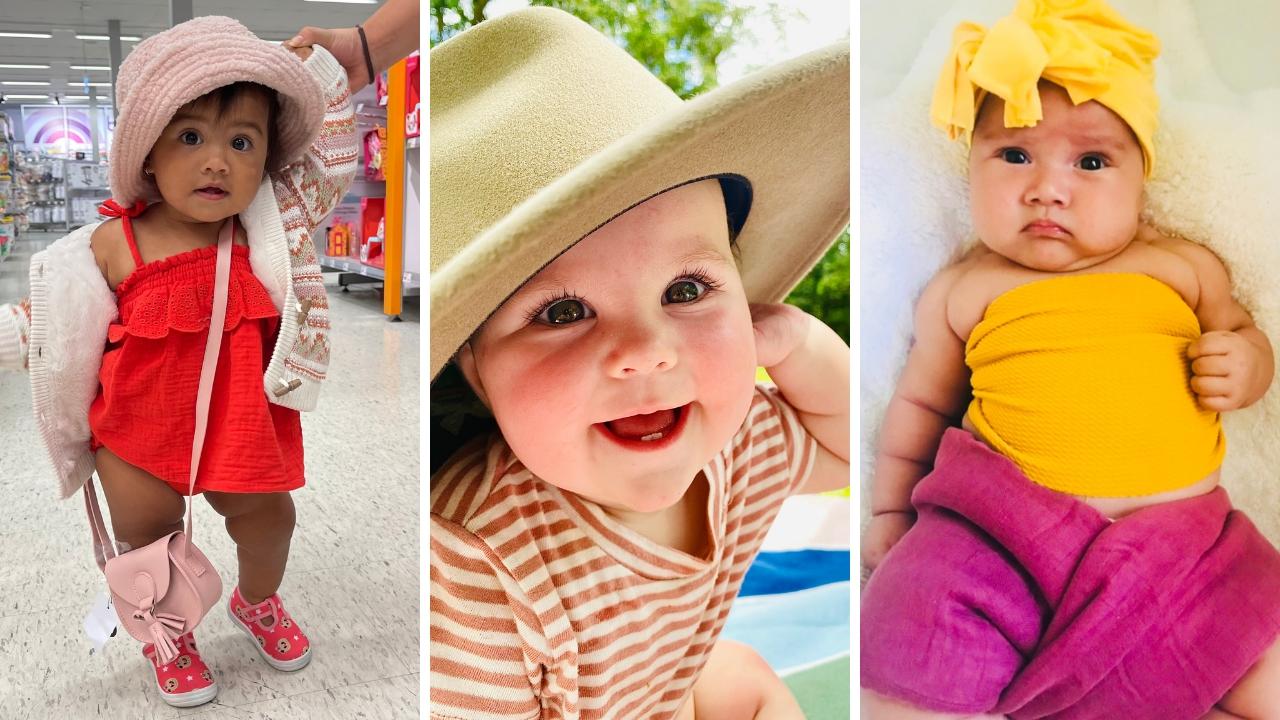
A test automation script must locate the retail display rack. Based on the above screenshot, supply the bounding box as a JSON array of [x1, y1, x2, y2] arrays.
[[317, 51, 421, 320], [0, 112, 15, 263]]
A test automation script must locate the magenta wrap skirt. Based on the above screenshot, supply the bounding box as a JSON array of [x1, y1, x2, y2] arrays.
[[861, 428, 1280, 718]]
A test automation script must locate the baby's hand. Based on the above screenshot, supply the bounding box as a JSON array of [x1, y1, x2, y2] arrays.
[[750, 303, 809, 369], [1188, 330, 1268, 412], [283, 41, 313, 61], [862, 511, 914, 571]]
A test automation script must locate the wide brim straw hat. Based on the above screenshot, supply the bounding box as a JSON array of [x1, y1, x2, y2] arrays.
[[110, 15, 325, 205], [430, 7, 850, 378]]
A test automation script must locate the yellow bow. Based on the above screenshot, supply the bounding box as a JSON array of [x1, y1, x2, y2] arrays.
[[930, 0, 1160, 176]]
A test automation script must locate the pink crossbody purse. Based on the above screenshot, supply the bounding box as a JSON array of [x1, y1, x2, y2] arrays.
[[81, 218, 235, 663]]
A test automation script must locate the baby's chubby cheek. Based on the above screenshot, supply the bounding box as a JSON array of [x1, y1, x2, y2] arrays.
[[683, 309, 758, 442]]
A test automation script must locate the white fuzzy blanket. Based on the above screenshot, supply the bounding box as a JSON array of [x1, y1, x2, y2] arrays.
[[860, 0, 1280, 550]]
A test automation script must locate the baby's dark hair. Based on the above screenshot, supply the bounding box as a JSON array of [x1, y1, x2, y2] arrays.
[[190, 82, 281, 167]]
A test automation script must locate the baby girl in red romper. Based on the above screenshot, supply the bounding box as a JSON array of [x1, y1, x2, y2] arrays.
[[0, 17, 356, 707]]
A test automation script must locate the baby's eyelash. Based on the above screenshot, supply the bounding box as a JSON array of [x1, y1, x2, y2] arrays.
[[677, 265, 723, 292], [523, 287, 581, 324]]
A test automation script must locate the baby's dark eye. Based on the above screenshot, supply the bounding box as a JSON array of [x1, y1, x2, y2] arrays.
[[664, 279, 708, 304], [540, 298, 590, 325], [1079, 154, 1107, 171], [180, 130, 201, 145], [231, 136, 253, 152], [1000, 148, 1029, 164]]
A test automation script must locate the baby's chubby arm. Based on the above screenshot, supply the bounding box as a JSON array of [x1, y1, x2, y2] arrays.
[[1176, 241, 1274, 411], [750, 303, 850, 494], [862, 266, 971, 571]]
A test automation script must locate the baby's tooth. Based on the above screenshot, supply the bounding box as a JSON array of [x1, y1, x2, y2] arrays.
[[640, 432, 664, 442]]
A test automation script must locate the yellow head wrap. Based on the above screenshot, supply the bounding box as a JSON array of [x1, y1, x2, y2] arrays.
[[931, 0, 1160, 176]]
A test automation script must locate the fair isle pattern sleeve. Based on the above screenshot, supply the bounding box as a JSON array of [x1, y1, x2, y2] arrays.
[[269, 48, 358, 393], [0, 298, 31, 371]]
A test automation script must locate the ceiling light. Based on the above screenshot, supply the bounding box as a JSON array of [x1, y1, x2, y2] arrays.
[[0, 63, 50, 69], [3, 81, 50, 86], [4, 94, 50, 99], [0, 32, 53, 39], [77, 34, 142, 41], [67, 82, 111, 87], [62, 95, 109, 101], [70, 65, 109, 71], [303, 0, 378, 3]]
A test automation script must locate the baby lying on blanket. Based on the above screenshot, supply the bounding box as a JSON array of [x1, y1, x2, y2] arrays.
[[860, 1, 1280, 717]]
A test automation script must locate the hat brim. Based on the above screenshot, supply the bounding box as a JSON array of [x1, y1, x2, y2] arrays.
[[430, 40, 851, 378]]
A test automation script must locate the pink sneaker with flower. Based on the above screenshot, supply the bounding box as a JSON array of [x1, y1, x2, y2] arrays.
[[144, 631, 218, 707], [226, 586, 313, 671]]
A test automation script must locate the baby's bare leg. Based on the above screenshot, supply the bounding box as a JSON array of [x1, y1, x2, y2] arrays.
[[95, 448, 185, 551], [204, 491, 296, 604], [1214, 635, 1280, 719], [690, 639, 803, 720], [860, 689, 1006, 720]]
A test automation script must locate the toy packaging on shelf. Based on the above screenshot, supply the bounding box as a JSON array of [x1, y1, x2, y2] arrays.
[[0, 216, 13, 261], [360, 197, 385, 268], [15, 154, 65, 228], [66, 162, 108, 189], [376, 71, 389, 107], [405, 52, 420, 139], [364, 127, 386, 181], [326, 201, 361, 258]]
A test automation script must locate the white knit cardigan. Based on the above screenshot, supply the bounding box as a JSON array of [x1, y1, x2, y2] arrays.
[[0, 47, 358, 499]]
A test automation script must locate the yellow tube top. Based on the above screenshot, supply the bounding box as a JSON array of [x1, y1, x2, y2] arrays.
[[965, 273, 1225, 497]]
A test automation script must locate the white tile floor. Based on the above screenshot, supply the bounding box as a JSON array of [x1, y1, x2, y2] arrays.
[[0, 231, 420, 719]]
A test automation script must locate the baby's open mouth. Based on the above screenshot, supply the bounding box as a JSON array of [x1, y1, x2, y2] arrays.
[[597, 404, 690, 450], [196, 186, 228, 199]]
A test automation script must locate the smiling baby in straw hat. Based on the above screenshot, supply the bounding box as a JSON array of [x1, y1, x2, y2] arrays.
[[860, 0, 1280, 717], [429, 7, 849, 719]]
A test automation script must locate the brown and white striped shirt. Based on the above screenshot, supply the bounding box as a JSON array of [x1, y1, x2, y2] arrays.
[[430, 385, 817, 719]]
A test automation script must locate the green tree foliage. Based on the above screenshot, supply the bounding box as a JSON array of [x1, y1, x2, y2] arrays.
[[784, 227, 849, 344], [430, 0, 747, 98]]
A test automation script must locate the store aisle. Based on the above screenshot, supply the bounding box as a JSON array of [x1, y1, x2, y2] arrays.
[[0, 238, 420, 719]]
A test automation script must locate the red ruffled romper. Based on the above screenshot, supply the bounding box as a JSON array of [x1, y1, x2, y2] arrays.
[[88, 203, 305, 495]]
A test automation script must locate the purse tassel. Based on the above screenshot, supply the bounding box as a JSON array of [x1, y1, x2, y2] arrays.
[[139, 610, 186, 664]]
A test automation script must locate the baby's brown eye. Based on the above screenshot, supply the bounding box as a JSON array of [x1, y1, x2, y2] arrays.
[[1079, 154, 1106, 171], [665, 280, 704, 304], [545, 299, 585, 324], [1001, 148, 1029, 164]]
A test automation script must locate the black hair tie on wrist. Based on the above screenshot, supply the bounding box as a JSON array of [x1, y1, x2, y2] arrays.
[[357, 24, 376, 86]]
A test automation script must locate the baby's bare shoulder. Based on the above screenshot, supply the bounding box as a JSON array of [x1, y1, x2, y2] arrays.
[[1146, 231, 1224, 269], [89, 219, 126, 285]]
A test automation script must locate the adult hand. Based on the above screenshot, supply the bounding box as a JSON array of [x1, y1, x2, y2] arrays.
[[283, 41, 313, 62], [287, 27, 367, 90]]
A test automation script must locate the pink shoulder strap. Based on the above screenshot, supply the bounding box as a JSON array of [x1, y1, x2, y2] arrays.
[[85, 217, 236, 570]]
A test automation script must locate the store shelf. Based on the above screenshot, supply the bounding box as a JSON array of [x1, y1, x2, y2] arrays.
[[318, 252, 384, 279], [317, 251, 421, 292], [406, 136, 419, 150]]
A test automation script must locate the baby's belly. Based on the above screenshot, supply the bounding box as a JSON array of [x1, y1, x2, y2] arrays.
[[959, 416, 1220, 519]]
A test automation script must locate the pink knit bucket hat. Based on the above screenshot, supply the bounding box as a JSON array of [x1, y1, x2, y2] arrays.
[[109, 15, 325, 205]]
